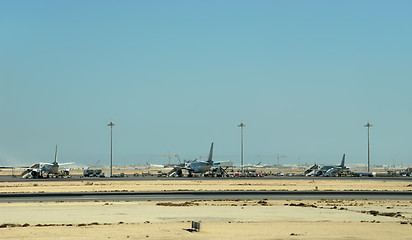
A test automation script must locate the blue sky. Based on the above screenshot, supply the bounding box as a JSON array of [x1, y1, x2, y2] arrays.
[[1, 1, 412, 167]]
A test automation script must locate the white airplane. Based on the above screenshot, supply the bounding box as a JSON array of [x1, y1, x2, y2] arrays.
[[21, 145, 74, 178], [169, 143, 214, 177], [318, 154, 348, 176], [304, 154, 350, 177], [305, 154, 376, 177], [240, 161, 273, 168], [145, 162, 166, 168]]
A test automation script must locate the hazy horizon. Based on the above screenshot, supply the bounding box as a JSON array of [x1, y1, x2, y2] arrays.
[[1, 1, 412, 167]]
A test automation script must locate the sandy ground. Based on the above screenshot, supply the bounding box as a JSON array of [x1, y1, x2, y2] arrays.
[[1, 179, 412, 239], [1, 179, 412, 193], [1, 222, 411, 240], [0, 200, 411, 239]]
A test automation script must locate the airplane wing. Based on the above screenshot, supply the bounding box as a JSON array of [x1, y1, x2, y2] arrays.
[[146, 162, 165, 168], [150, 164, 165, 168], [58, 162, 75, 166], [40, 163, 54, 166]]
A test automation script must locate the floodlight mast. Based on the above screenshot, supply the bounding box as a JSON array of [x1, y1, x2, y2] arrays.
[[108, 121, 115, 177], [238, 122, 246, 174], [364, 122, 373, 172]]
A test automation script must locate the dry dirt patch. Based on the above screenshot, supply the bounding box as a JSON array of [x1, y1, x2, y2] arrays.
[[1, 179, 412, 193]]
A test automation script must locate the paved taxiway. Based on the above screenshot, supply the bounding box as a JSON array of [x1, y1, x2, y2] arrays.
[[1, 191, 411, 202]]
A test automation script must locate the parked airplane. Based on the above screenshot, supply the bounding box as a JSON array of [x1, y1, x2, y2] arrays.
[[305, 154, 377, 177], [305, 154, 350, 177], [21, 145, 74, 178], [213, 161, 233, 168], [145, 162, 166, 168], [249, 162, 274, 168], [169, 143, 214, 177]]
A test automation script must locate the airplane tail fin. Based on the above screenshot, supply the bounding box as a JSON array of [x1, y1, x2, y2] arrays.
[[54, 145, 58, 164], [207, 142, 214, 163], [340, 154, 345, 167]]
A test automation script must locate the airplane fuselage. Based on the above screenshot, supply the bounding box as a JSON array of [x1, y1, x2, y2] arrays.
[[168, 143, 214, 177], [40, 163, 59, 174], [185, 161, 213, 173]]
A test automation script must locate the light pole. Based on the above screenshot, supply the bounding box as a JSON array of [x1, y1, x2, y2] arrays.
[[238, 122, 246, 174], [364, 122, 373, 172], [108, 121, 115, 177]]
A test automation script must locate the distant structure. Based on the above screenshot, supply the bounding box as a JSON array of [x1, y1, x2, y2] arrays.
[[364, 122, 373, 172], [256, 153, 286, 167], [238, 122, 246, 174], [276, 153, 287, 167], [108, 121, 115, 177]]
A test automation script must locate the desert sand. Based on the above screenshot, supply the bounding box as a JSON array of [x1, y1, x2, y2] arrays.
[[1, 179, 412, 239], [1, 179, 412, 193], [0, 199, 411, 239]]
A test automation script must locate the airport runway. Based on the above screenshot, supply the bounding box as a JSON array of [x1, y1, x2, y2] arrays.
[[1, 191, 411, 202]]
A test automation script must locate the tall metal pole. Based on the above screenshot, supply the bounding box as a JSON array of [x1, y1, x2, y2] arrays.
[[364, 122, 373, 172], [238, 122, 246, 174], [108, 121, 115, 177], [277, 153, 280, 167]]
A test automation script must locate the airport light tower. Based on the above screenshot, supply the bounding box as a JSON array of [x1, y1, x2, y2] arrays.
[[238, 122, 246, 174], [108, 121, 115, 177], [364, 122, 373, 172]]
